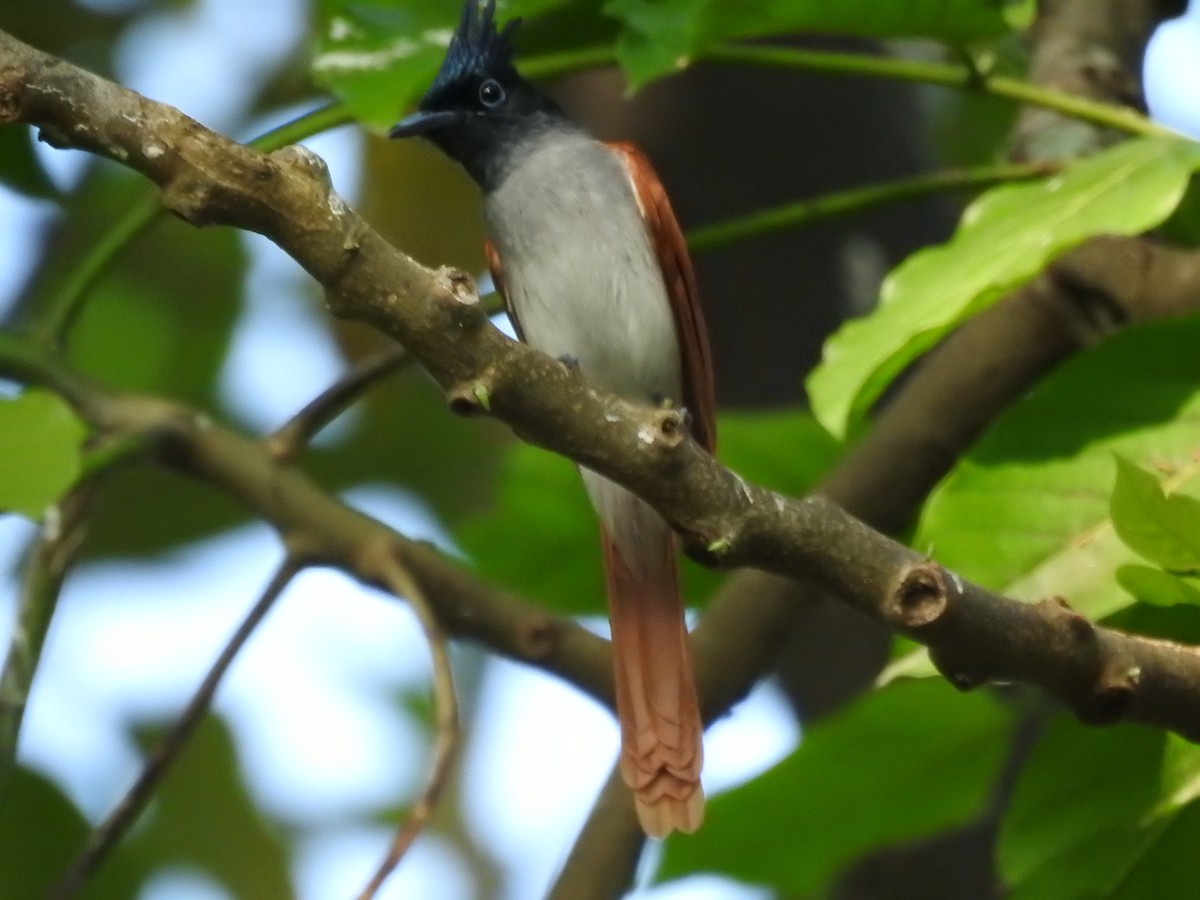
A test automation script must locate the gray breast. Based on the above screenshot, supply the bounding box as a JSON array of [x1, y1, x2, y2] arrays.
[[483, 130, 682, 405]]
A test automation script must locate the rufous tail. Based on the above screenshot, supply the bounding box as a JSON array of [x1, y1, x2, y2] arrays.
[[602, 524, 704, 837]]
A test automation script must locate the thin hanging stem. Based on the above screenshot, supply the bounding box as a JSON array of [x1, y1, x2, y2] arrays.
[[50, 559, 302, 899]]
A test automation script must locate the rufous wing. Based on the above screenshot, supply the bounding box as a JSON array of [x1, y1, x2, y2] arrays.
[[484, 239, 525, 341], [608, 141, 716, 454]]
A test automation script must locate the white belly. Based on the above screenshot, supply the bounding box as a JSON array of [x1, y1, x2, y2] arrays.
[[483, 132, 682, 405]]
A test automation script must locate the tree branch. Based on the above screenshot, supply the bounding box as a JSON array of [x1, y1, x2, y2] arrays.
[[686, 161, 1054, 253], [0, 329, 614, 705], [0, 482, 99, 798], [356, 545, 459, 900], [267, 344, 412, 462]]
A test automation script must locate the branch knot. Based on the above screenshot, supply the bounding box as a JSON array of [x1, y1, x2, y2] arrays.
[[889, 563, 953, 628]]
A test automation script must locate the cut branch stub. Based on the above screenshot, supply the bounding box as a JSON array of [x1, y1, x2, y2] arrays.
[[1084, 658, 1141, 725], [888, 562, 954, 628], [446, 374, 495, 416]]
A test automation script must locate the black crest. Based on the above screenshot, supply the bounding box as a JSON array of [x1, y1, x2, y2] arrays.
[[430, 0, 521, 94]]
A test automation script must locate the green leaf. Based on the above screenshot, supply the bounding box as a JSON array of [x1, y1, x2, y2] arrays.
[[1106, 599, 1200, 648], [20, 167, 248, 556], [0, 126, 60, 200], [923, 317, 1200, 617], [311, 0, 581, 130], [37, 170, 246, 409], [0, 390, 87, 519], [125, 717, 291, 897], [0, 767, 144, 898], [1117, 565, 1200, 608], [608, 0, 1033, 88], [1001, 722, 1200, 900], [457, 441, 602, 614], [659, 680, 1011, 895], [882, 317, 1200, 682], [999, 717, 1165, 899], [311, 0, 458, 131], [1110, 801, 1200, 899], [1111, 456, 1200, 571], [715, 407, 841, 499], [1156, 734, 1200, 816], [1158, 175, 1200, 247], [808, 137, 1200, 438]]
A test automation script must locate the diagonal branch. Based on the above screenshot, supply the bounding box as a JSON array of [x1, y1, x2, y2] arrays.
[[267, 344, 412, 461], [0, 329, 615, 706]]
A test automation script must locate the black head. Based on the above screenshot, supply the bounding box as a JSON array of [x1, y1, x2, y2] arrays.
[[389, 0, 568, 189]]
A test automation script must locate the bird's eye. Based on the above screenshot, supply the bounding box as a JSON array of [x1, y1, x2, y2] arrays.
[[478, 78, 506, 109]]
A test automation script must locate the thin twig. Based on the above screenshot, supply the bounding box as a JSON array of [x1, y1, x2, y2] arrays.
[[50, 558, 302, 899], [705, 43, 1175, 139], [0, 484, 99, 797], [268, 345, 412, 462], [356, 542, 459, 900], [687, 161, 1054, 252]]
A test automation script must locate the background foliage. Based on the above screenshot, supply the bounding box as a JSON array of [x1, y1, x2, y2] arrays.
[[3, 1, 1200, 898]]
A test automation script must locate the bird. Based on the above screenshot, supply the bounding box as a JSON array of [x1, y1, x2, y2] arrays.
[[390, 0, 716, 838]]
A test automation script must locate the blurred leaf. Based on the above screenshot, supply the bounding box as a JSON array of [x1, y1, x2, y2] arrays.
[[1110, 801, 1200, 899], [999, 717, 1165, 900], [124, 716, 291, 897], [1, 0, 140, 76], [808, 137, 1200, 439], [457, 437, 602, 614], [401, 685, 437, 730], [0, 389, 87, 518], [1158, 175, 1200, 248], [1117, 565, 1200, 608], [716, 407, 841, 499], [67, 211, 244, 407], [11, 166, 249, 556], [884, 317, 1200, 681], [1111, 456, 1200, 572], [609, 0, 1034, 88], [85, 464, 251, 558], [927, 35, 1026, 168], [929, 89, 1020, 170], [0, 126, 60, 200], [311, 0, 458, 131], [660, 680, 1011, 894], [1106, 599, 1200, 647], [311, 0, 581, 130], [308, 365, 507, 522], [1157, 734, 1200, 816], [0, 767, 144, 898]]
